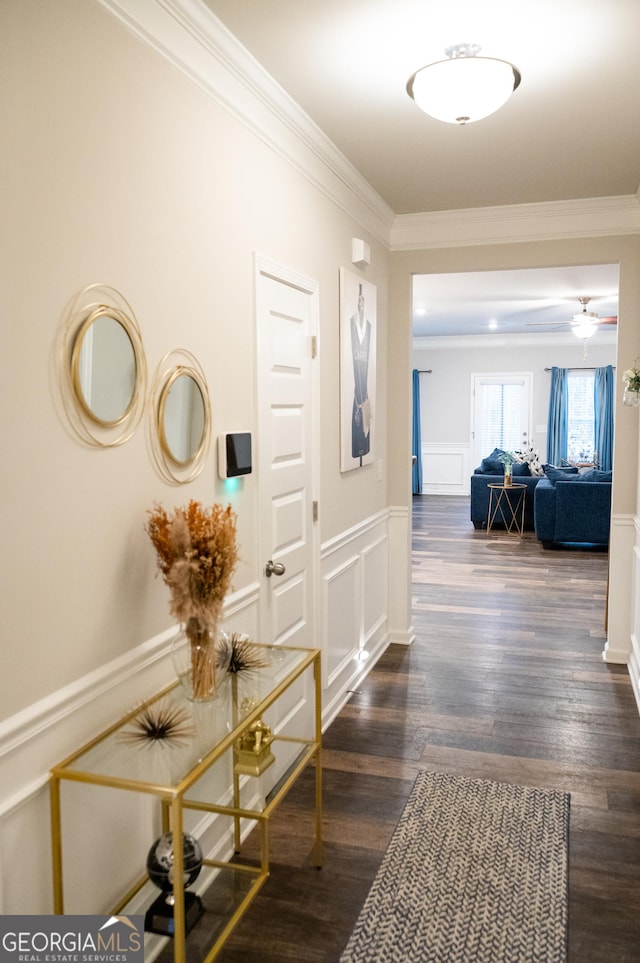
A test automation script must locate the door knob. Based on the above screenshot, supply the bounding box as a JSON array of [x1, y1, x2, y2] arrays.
[[265, 559, 286, 578]]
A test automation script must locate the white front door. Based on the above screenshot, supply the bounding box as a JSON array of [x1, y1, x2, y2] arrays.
[[472, 372, 532, 465], [255, 256, 318, 650]]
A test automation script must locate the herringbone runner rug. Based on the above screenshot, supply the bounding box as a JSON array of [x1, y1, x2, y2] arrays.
[[340, 771, 570, 963]]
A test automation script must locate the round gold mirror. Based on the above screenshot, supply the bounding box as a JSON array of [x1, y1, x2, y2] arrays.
[[57, 284, 147, 448], [149, 350, 211, 484], [71, 307, 138, 427], [159, 369, 208, 466]]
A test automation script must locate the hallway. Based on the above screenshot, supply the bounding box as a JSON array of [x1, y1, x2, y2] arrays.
[[215, 494, 640, 962]]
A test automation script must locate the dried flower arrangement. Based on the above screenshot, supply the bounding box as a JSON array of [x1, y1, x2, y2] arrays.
[[146, 501, 238, 699], [120, 700, 195, 747]]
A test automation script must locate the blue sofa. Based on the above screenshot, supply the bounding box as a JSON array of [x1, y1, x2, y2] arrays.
[[533, 469, 612, 547]]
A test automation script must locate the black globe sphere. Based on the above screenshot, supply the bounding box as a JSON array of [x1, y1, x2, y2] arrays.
[[146, 832, 203, 893]]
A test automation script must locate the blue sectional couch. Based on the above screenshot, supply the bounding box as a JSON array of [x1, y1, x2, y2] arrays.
[[470, 447, 544, 530], [470, 450, 612, 546], [533, 468, 612, 548]]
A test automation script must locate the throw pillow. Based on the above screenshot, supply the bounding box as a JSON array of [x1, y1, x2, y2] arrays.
[[479, 456, 530, 476], [515, 446, 544, 476], [569, 469, 613, 483], [480, 457, 505, 475], [593, 470, 613, 482], [543, 464, 579, 486]]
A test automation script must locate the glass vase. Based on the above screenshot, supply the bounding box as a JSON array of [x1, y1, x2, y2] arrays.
[[171, 617, 227, 703], [623, 386, 640, 407]]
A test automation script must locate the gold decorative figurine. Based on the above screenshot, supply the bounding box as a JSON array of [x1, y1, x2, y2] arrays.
[[234, 720, 275, 776]]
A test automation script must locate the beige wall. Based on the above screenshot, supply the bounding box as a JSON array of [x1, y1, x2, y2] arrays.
[[413, 338, 617, 458], [0, 0, 390, 722]]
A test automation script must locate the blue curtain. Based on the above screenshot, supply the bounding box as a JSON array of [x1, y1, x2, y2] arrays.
[[594, 364, 614, 471], [546, 366, 568, 465], [412, 369, 423, 494]]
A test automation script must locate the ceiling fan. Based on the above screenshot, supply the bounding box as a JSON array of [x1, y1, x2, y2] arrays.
[[526, 297, 618, 336]]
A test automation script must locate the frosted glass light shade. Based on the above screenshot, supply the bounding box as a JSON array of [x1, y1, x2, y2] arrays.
[[407, 55, 521, 125], [572, 320, 598, 339]]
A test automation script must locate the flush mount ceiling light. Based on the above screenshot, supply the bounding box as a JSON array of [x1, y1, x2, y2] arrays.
[[407, 43, 521, 125]]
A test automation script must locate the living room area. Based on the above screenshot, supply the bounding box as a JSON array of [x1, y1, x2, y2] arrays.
[[411, 263, 618, 539]]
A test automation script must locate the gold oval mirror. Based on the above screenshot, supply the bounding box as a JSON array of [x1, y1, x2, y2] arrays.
[[57, 285, 147, 448], [149, 350, 211, 484], [159, 369, 208, 466], [71, 307, 138, 427]]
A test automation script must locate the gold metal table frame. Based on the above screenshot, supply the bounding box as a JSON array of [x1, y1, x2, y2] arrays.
[[49, 645, 322, 963], [487, 482, 527, 536]]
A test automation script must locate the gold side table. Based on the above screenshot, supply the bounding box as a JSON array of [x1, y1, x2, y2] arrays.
[[49, 645, 322, 963], [487, 482, 527, 536]]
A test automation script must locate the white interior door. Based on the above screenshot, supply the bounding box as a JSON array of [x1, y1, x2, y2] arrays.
[[472, 372, 532, 465], [255, 257, 318, 650]]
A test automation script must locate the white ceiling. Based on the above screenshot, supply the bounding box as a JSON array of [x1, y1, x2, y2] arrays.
[[412, 264, 619, 337], [203, 0, 630, 336]]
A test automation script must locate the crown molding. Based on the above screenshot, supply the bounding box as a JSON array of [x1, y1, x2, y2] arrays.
[[97, 0, 395, 244], [393, 195, 640, 250], [413, 330, 618, 351], [97, 0, 640, 254]]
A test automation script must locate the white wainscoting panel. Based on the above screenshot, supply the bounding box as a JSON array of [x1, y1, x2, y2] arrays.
[[320, 510, 391, 725], [323, 554, 361, 690], [603, 514, 635, 667], [363, 535, 389, 646], [628, 516, 640, 714], [421, 443, 471, 495]]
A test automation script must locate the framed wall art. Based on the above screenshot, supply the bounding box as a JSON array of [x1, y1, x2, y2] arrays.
[[339, 267, 376, 472]]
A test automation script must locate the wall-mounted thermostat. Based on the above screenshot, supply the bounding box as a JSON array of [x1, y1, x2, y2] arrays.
[[218, 432, 252, 479]]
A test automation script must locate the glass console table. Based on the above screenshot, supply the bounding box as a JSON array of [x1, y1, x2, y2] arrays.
[[50, 644, 322, 963]]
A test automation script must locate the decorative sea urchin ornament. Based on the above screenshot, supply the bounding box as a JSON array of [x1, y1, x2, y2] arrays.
[[219, 633, 270, 675], [120, 700, 195, 747]]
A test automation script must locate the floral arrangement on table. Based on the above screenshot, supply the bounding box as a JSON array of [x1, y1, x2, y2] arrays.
[[623, 365, 640, 392], [622, 364, 640, 407], [146, 501, 238, 700], [496, 450, 516, 481]]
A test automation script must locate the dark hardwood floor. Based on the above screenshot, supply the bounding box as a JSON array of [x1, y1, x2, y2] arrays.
[[213, 495, 640, 963]]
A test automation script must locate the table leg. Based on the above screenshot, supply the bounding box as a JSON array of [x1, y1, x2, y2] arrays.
[[50, 776, 64, 914], [314, 656, 323, 869], [170, 798, 186, 963]]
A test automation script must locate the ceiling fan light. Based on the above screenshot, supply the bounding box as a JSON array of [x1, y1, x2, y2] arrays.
[[572, 310, 598, 323], [572, 321, 598, 339], [407, 47, 521, 125]]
